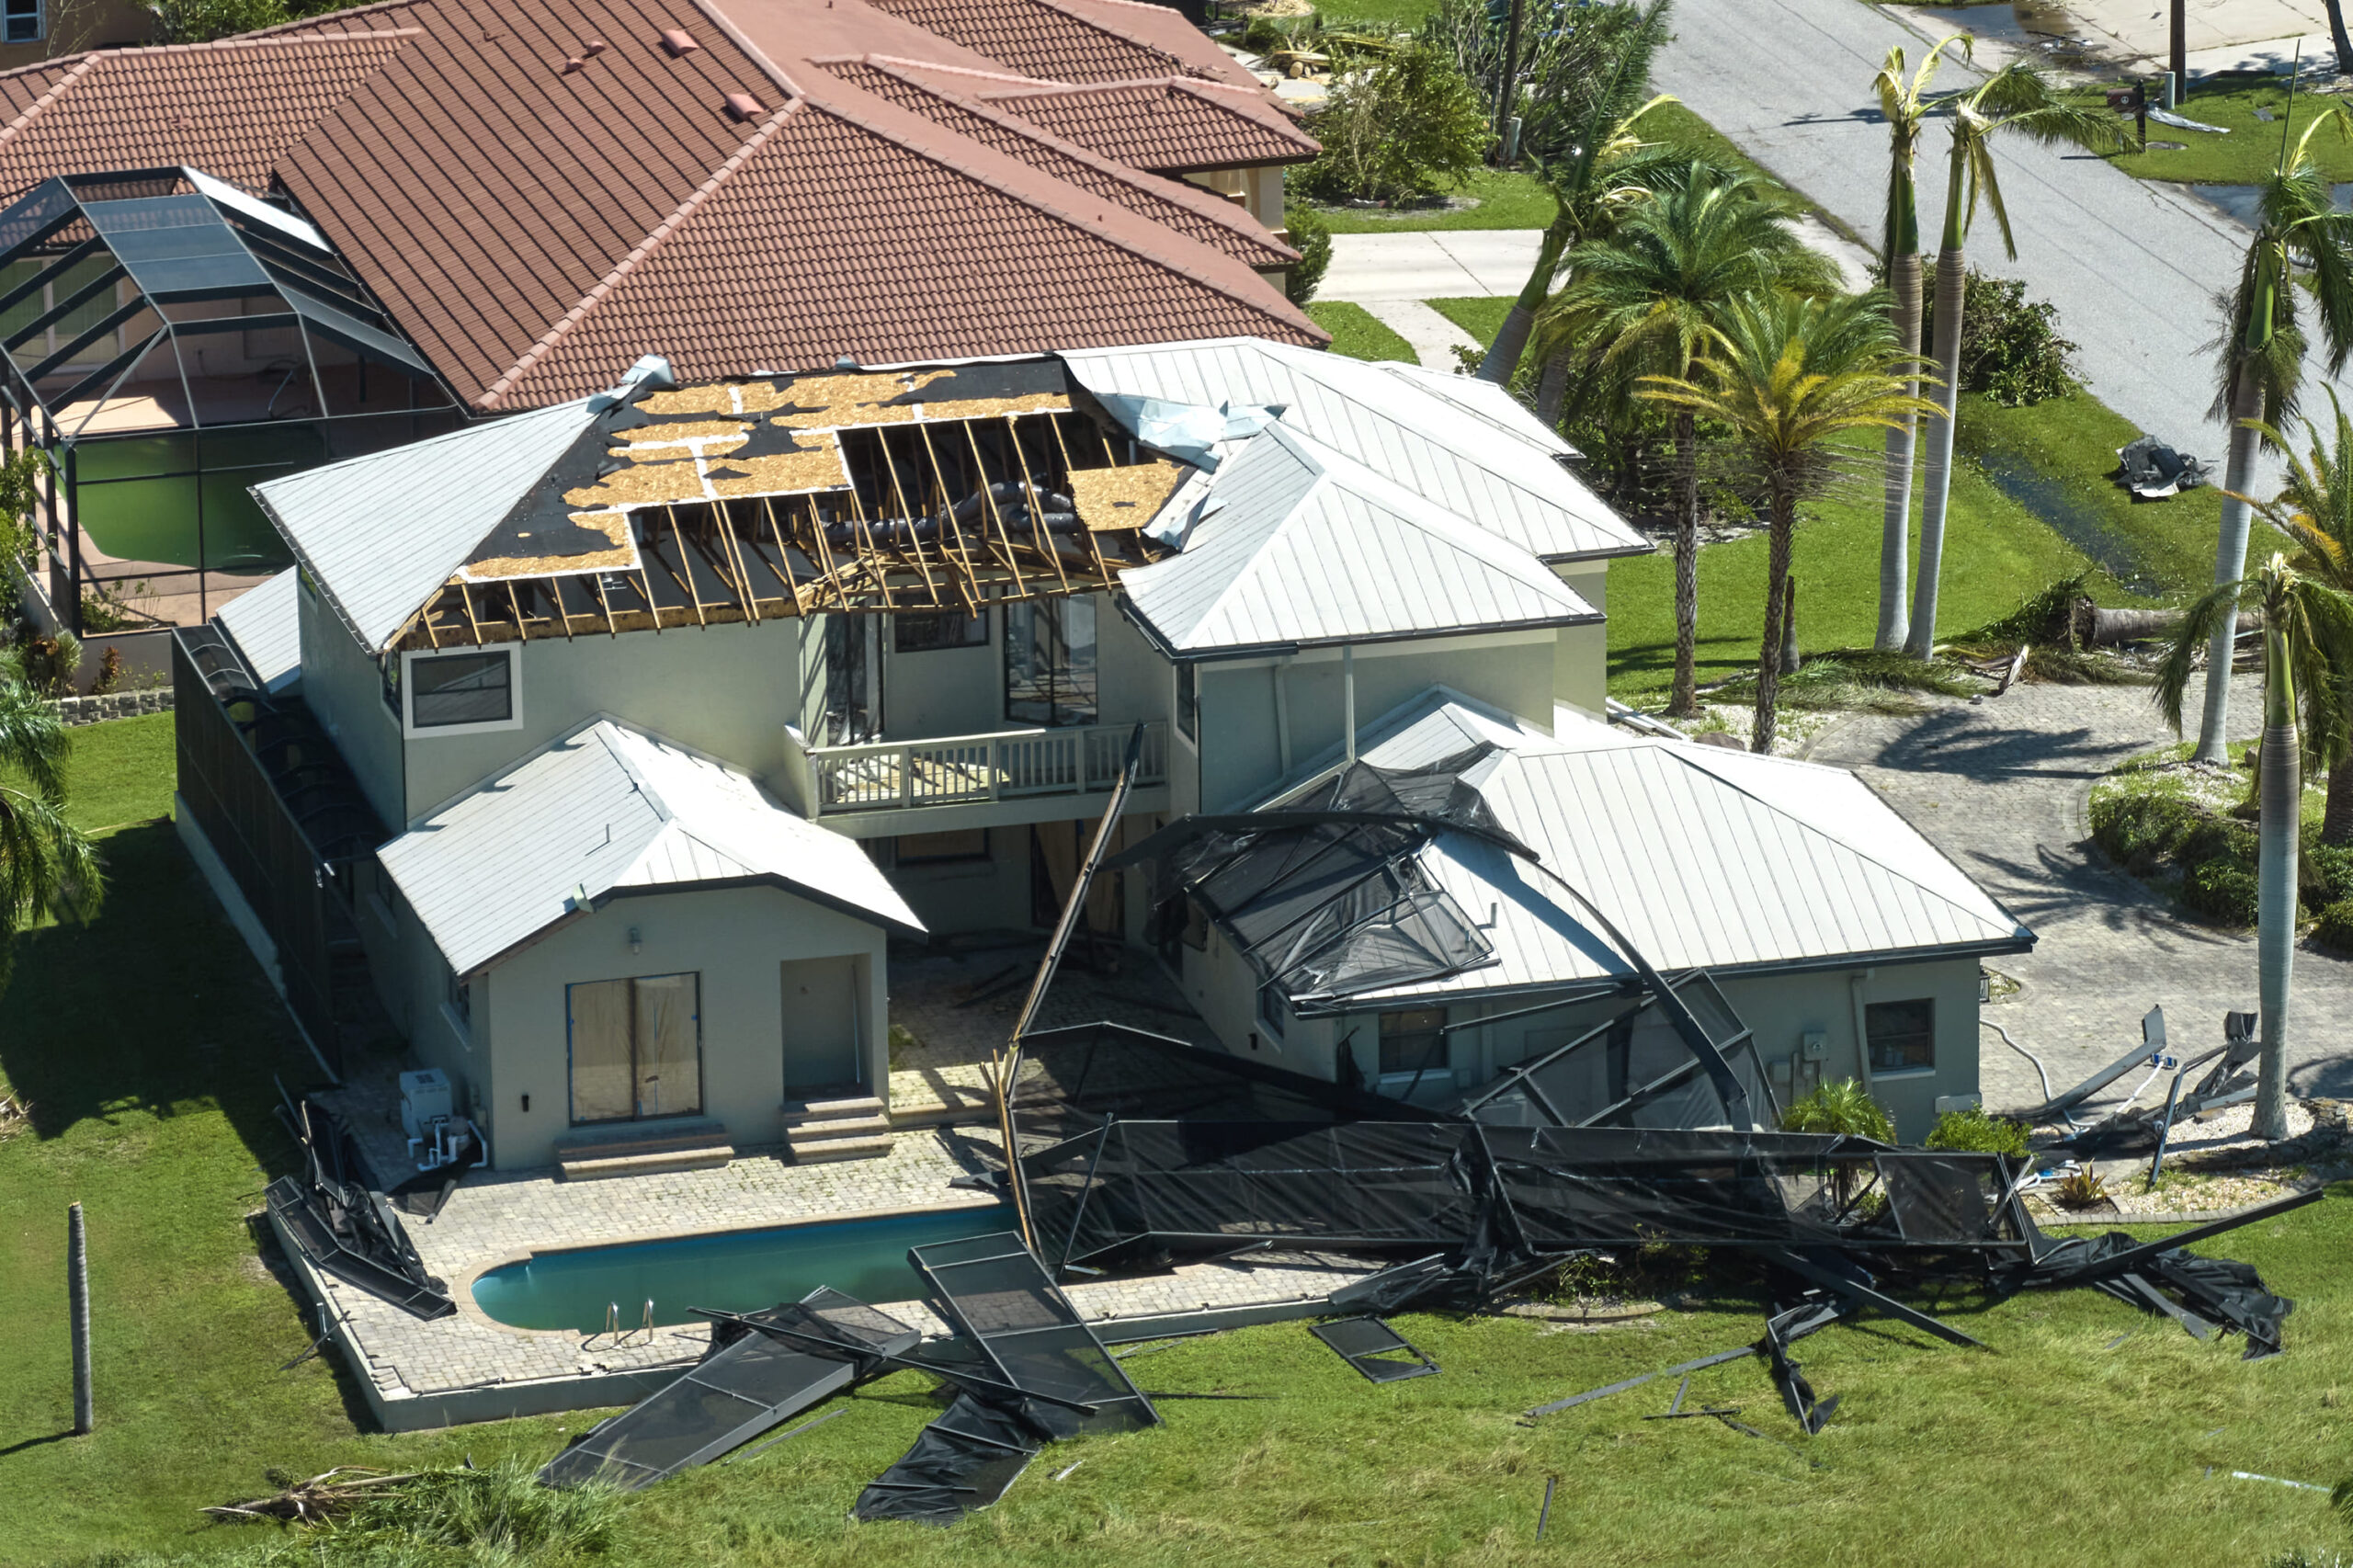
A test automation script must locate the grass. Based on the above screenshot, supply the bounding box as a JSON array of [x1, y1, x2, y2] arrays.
[[1428, 294, 1514, 344], [12, 722, 2353, 1566], [0, 717, 559, 1564], [1307, 165, 1558, 233], [2095, 75, 2353, 186], [1305, 301, 1416, 361]]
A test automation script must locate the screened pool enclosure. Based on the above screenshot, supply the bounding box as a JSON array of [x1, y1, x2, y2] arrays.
[[0, 167, 460, 636]]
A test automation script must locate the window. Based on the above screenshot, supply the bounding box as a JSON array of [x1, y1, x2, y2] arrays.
[[3, 0, 40, 42], [1865, 999, 1936, 1074], [1004, 597, 1097, 727], [894, 828, 989, 865], [1378, 1007, 1448, 1078], [1176, 661, 1198, 745], [0, 254, 113, 363], [446, 970, 472, 1026], [381, 653, 400, 717], [403, 648, 517, 734], [1257, 983, 1291, 1042], [894, 608, 989, 653], [566, 972, 702, 1124]]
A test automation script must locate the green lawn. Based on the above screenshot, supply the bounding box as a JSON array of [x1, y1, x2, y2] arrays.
[[2094, 75, 2353, 185], [10, 738, 2353, 1566], [0, 718, 549, 1564], [1305, 301, 1416, 361], [1428, 294, 1515, 344]]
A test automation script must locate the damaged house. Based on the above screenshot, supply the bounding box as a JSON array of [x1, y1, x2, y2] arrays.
[[0, 0, 1321, 658], [176, 335, 2033, 1186]]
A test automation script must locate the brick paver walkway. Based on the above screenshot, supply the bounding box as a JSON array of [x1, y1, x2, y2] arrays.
[[1806, 676, 2353, 1113]]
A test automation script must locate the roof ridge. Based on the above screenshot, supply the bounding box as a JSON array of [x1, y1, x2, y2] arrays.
[[1640, 744, 2024, 937], [869, 55, 1070, 90], [785, 89, 1314, 339], [0, 52, 97, 145], [850, 56, 1294, 261], [1186, 426, 1324, 635], [685, 0, 810, 99], [482, 98, 807, 408], [1009, 0, 1186, 74]]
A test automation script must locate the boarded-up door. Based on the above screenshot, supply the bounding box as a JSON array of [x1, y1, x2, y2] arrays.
[[781, 957, 862, 1095], [1028, 820, 1131, 935]]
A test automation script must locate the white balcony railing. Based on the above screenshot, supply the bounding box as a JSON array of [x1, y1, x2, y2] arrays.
[[805, 721, 1168, 816]]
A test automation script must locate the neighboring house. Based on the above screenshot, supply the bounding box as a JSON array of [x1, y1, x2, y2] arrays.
[[175, 337, 2031, 1176], [0, 0, 1319, 663]]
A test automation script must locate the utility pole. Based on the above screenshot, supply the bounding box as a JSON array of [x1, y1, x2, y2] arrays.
[[68, 1202, 91, 1435], [2172, 0, 2188, 99]]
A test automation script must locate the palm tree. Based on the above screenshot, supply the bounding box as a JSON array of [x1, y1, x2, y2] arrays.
[[1538, 166, 1834, 717], [1870, 36, 1969, 653], [1475, 0, 1677, 386], [2154, 554, 2353, 1140], [0, 657, 101, 986], [2240, 392, 2353, 844], [2190, 101, 2353, 763], [1640, 291, 1939, 753], [1904, 63, 2129, 661]]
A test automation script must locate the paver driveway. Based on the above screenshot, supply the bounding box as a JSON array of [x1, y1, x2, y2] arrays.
[[1806, 675, 2353, 1111]]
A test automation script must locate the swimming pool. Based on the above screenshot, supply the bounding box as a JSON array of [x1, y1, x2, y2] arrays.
[[469, 1203, 1014, 1332]]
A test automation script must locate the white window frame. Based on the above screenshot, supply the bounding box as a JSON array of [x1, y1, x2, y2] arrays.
[[400, 645, 523, 739]]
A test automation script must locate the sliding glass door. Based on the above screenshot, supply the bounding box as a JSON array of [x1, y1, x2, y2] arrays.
[[1004, 597, 1097, 727], [566, 972, 703, 1124]]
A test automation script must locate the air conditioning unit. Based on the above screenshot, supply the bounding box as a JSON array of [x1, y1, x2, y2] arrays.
[[399, 1069, 454, 1141]]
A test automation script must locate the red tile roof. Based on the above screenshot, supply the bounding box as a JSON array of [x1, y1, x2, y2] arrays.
[[859, 0, 1199, 84], [0, 33, 416, 195], [0, 0, 1322, 412], [823, 55, 1294, 268], [979, 75, 1314, 172], [494, 98, 1317, 404]]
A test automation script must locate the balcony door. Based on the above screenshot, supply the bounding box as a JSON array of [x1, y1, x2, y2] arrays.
[[806, 613, 883, 745], [1005, 597, 1097, 728], [567, 972, 703, 1124]]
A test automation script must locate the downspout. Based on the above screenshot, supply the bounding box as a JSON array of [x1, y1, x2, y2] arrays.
[[1848, 969, 1876, 1096], [1272, 659, 1292, 774], [1343, 644, 1357, 762]]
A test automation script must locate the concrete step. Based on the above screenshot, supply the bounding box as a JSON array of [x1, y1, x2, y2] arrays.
[[781, 1095, 893, 1165], [782, 1095, 884, 1126], [560, 1142, 735, 1181], [787, 1132, 896, 1165]]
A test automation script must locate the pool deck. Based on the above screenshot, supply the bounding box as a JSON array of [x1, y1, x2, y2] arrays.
[[277, 1122, 1381, 1431]]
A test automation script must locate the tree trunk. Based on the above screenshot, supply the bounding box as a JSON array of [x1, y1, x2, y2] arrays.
[[1753, 488, 1796, 754], [2254, 625, 2299, 1141], [1904, 246, 1966, 659], [1479, 214, 1571, 383], [1668, 406, 1701, 718], [2197, 375, 2268, 763], [2084, 605, 2260, 645], [1880, 249, 1923, 652], [1537, 348, 1570, 427], [2324, 759, 2353, 846], [1779, 575, 1801, 675], [2325, 0, 2353, 77]]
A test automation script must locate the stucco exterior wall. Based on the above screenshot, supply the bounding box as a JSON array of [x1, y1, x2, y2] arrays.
[[1554, 563, 1608, 716], [1193, 631, 1559, 812], [473, 883, 890, 1171], [297, 573, 407, 828]]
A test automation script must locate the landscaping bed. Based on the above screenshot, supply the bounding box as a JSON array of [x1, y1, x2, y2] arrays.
[[2088, 742, 2353, 945]]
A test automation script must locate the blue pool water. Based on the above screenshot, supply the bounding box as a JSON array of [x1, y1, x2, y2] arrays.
[[470, 1204, 1014, 1332]]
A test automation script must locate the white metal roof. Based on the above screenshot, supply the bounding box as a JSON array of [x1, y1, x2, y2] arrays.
[[1060, 337, 1647, 562], [1118, 423, 1600, 655], [379, 719, 923, 975], [253, 397, 597, 654], [214, 568, 301, 693], [1319, 699, 2030, 1006]]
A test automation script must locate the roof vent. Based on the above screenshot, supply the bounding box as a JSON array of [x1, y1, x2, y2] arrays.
[[724, 91, 763, 120], [563, 56, 585, 73], [661, 27, 698, 55], [584, 38, 608, 55]]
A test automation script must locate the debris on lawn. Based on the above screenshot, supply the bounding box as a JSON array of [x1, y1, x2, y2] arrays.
[[0, 1092, 27, 1141], [265, 1089, 453, 1321], [203, 1467, 421, 1524], [2115, 435, 2211, 499], [1309, 1317, 1439, 1383]]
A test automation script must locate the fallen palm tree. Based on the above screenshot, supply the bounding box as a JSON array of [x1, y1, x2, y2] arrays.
[[203, 1468, 421, 1524]]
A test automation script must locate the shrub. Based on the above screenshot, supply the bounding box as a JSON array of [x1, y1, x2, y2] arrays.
[[1297, 40, 1491, 205], [1921, 266, 2078, 407], [92, 645, 122, 696], [1779, 1078, 1894, 1143], [2185, 858, 2261, 926], [1285, 206, 1332, 305], [144, 0, 290, 43], [2314, 900, 2353, 956], [1923, 1105, 2030, 1159]]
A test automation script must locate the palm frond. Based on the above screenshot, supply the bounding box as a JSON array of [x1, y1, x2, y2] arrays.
[[2153, 578, 2252, 734]]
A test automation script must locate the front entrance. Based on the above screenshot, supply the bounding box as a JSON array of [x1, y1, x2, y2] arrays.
[[566, 972, 703, 1124], [781, 956, 864, 1095]]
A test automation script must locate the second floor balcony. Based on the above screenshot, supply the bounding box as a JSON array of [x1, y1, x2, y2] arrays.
[[779, 720, 1171, 835]]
